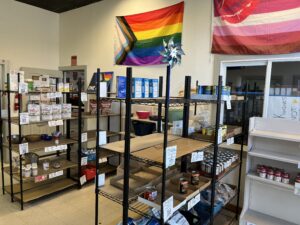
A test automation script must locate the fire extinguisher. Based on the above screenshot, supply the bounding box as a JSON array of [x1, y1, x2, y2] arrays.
[[14, 93, 19, 111]]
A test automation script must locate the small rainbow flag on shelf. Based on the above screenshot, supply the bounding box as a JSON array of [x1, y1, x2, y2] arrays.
[[114, 2, 184, 66]]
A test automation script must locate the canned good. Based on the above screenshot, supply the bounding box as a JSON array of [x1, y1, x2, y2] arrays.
[[281, 172, 290, 184], [144, 187, 157, 201], [179, 178, 189, 194], [191, 171, 200, 185], [259, 167, 267, 178], [274, 170, 282, 182], [267, 169, 274, 180]]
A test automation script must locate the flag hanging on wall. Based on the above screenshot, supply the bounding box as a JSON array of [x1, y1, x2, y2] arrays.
[[212, 0, 300, 55], [114, 2, 184, 66]]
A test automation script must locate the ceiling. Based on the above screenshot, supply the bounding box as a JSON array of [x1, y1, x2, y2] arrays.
[[16, 0, 103, 13]]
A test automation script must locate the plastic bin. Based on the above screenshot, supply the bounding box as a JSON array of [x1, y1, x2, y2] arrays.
[[132, 121, 155, 136], [81, 164, 96, 181]]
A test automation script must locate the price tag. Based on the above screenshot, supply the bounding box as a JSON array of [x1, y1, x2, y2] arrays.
[[166, 146, 177, 168], [80, 175, 87, 186], [295, 182, 300, 195], [20, 113, 29, 125], [218, 128, 223, 144], [55, 92, 63, 98], [18, 83, 28, 94], [163, 196, 174, 222], [191, 151, 204, 163], [19, 143, 29, 155], [81, 157, 88, 166], [226, 99, 232, 110], [187, 193, 201, 210], [81, 92, 88, 102], [246, 222, 256, 225], [81, 132, 88, 143], [49, 170, 63, 179], [98, 173, 105, 187], [99, 131, 107, 146]]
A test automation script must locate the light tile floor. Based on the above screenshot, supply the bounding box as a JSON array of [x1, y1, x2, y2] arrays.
[[0, 170, 238, 225]]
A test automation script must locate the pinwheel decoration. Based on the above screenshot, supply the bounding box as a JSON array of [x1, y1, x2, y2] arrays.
[[160, 37, 185, 68]]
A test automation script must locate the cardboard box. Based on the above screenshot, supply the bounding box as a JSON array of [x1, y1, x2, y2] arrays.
[[132, 78, 143, 98], [149, 79, 159, 98], [142, 78, 149, 98], [116, 76, 126, 98]]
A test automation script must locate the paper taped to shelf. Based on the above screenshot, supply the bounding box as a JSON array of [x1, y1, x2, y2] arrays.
[[20, 113, 29, 125], [80, 175, 87, 186], [19, 83, 28, 94], [227, 137, 234, 145], [187, 193, 201, 210], [49, 170, 63, 179], [166, 146, 177, 168], [45, 144, 68, 152], [191, 151, 203, 163], [99, 131, 107, 146], [81, 157, 88, 166], [98, 174, 105, 187], [81, 132, 88, 142], [163, 196, 174, 222], [226, 99, 231, 110], [48, 119, 64, 127], [218, 128, 222, 144], [168, 212, 189, 225], [19, 143, 29, 155], [81, 92, 88, 102]]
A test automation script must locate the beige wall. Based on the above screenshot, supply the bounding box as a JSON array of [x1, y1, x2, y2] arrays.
[[59, 0, 214, 95], [0, 0, 59, 70]]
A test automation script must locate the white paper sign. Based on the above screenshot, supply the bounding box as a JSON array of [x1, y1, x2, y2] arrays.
[[166, 146, 177, 168], [98, 173, 105, 187], [226, 99, 232, 110], [294, 182, 300, 195], [163, 196, 174, 222], [19, 83, 28, 94], [218, 128, 223, 144], [48, 120, 64, 127], [191, 151, 204, 163], [81, 157, 88, 166], [80, 175, 87, 186], [81, 132, 88, 142], [268, 96, 300, 121], [19, 143, 29, 155], [20, 113, 29, 125], [99, 82, 107, 97], [49, 170, 63, 179], [99, 131, 107, 146], [45, 145, 67, 152], [81, 92, 88, 102], [187, 193, 201, 210], [227, 137, 234, 145]]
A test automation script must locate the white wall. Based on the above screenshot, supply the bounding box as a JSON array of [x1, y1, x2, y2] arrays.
[[59, 0, 214, 95], [0, 0, 59, 70]]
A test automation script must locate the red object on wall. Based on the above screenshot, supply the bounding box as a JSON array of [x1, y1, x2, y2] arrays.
[[14, 93, 20, 111]]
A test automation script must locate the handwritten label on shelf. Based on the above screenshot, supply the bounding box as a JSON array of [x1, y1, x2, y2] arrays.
[[48, 119, 64, 127], [191, 151, 204, 163], [18, 83, 28, 94], [163, 196, 174, 222], [80, 175, 87, 186], [19, 143, 29, 155], [45, 144, 67, 153], [187, 193, 201, 211], [98, 173, 105, 187], [166, 146, 177, 168], [49, 170, 63, 179], [81, 132, 88, 143], [218, 128, 223, 144], [227, 137, 234, 145], [294, 182, 300, 195], [81, 92, 88, 102], [81, 156, 88, 166], [98, 131, 107, 146], [20, 113, 29, 125]]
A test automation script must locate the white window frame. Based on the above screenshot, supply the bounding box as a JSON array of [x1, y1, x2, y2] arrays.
[[220, 57, 300, 118]]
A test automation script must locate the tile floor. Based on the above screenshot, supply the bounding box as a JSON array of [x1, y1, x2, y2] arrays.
[[0, 171, 238, 225]]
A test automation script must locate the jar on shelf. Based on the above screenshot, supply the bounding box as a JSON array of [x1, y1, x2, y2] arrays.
[[273, 170, 282, 182], [281, 172, 290, 184], [267, 168, 274, 180], [191, 171, 200, 185], [259, 166, 267, 178]]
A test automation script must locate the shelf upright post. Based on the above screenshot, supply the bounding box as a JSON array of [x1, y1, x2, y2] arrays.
[[181, 76, 191, 172], [235, 83, 248, 220], [209, 76, 223, 225], [55, 78, 60, 158], [157, 76, 163, 133], [7, 73, 14, 202], [77, 78, 82, 188], [17, 73, 24, 210], [107, 84, 111, 143], [161, 65, 171, 225], [0, 90, 4, 195], [119, 100, 122, 141], [194, 80, 198, 115], [122, 67, 133, 225], [95, 68, 101, 225], [66, 78, 71, 178]]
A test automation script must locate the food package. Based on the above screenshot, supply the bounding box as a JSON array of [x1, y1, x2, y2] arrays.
[[41, 114, 52, 121], [29, 115, 40, 123], [62, 104, 72, 114], [41, 104, 52, 115], [28, 104, 40, 116], [51, 104, 62, 115]]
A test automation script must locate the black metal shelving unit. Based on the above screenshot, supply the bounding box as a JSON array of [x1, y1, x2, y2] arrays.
[[93, 68, 246, 225]]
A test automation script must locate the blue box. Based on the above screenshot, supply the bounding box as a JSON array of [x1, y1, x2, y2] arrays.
[[132, 78, 143, 98], [149, 79, 159, 98], [142, 78, 149, 98], [116, 76, 126, 98]]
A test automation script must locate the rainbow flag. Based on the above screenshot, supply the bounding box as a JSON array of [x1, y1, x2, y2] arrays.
[[212, 0, 300, 55], [114, 2, 184, 66]]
